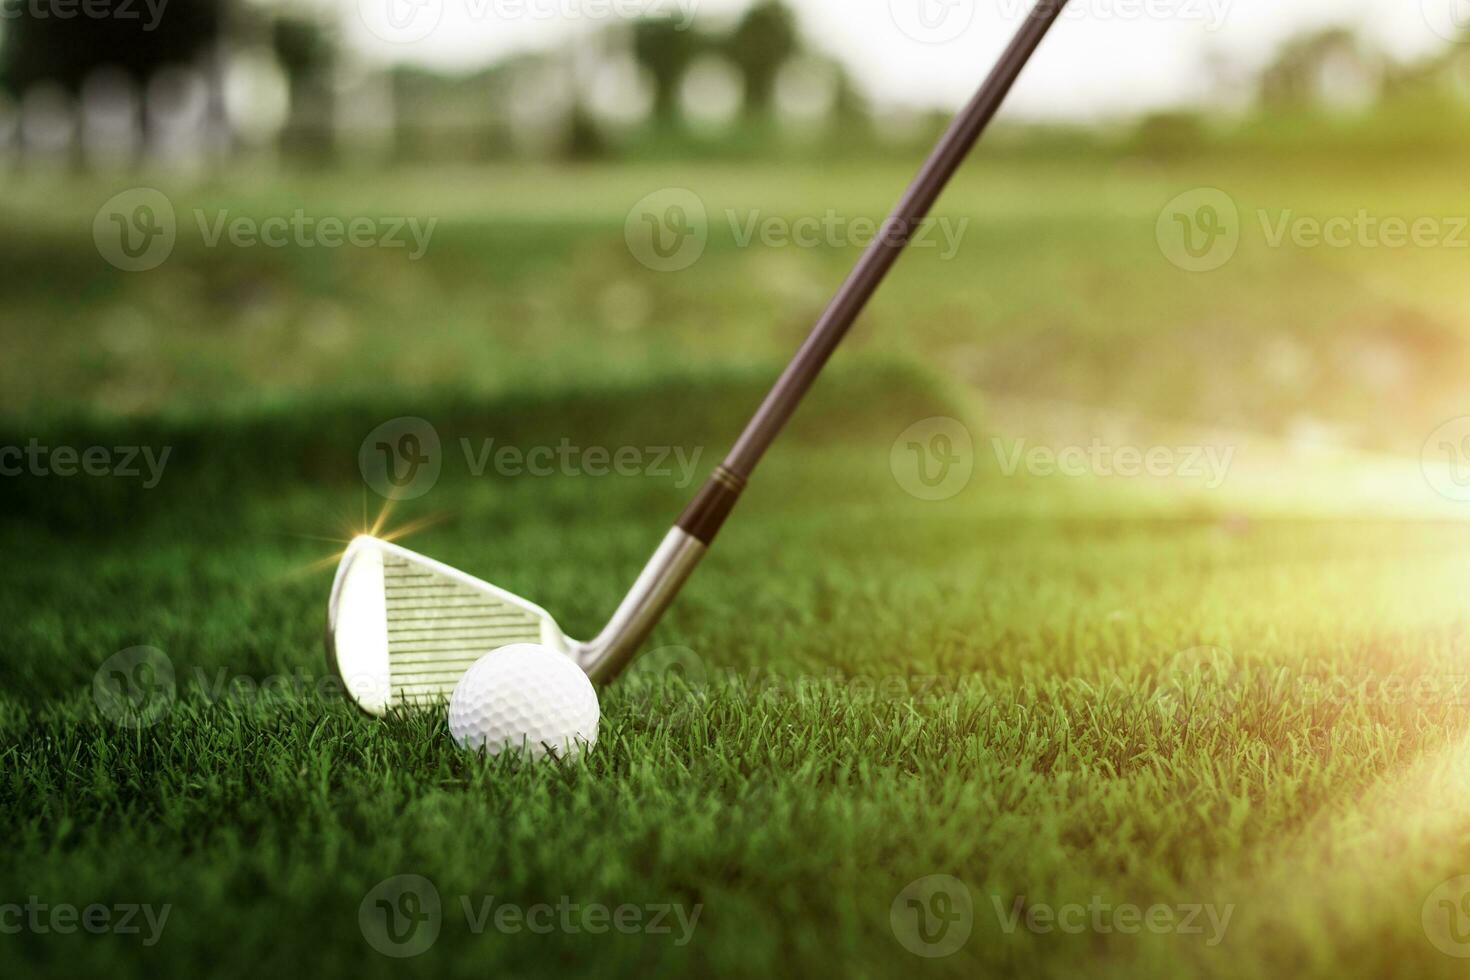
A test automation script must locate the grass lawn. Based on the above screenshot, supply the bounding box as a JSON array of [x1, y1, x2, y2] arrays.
[[4, 157, 1470, 978]]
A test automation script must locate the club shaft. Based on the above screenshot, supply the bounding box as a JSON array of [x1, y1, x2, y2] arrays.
[[676, 0, 1070, 545], [586, 1, 1072, 685]]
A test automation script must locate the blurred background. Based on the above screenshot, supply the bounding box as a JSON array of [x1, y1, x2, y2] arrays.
[[2, 0, 1468, 472], [2, 0, 1464, 165]]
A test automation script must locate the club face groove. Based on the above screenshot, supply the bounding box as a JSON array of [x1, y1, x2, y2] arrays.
[[326, 536, 569, 715]]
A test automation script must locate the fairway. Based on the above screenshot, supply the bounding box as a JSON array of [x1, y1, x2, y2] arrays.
[[5, 158, 1470, 978]]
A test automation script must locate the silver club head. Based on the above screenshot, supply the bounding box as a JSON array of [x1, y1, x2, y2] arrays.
[[325, 536, 571, 715], [326, 531, 706, 715]]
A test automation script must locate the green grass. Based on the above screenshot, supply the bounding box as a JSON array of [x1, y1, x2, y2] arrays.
[[6, 365, 1470, 978], [5, 157, 1470, 978]]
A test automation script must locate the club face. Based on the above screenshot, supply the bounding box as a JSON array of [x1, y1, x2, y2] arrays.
[[326, 536, 571, 715]]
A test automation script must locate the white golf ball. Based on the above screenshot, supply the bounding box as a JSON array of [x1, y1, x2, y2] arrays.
[[447, 644, 600, 759]]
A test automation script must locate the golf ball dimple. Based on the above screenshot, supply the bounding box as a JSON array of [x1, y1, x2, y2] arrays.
[[447, 644, 600, 759]]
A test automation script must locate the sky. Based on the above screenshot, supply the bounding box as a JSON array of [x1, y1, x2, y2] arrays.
[[335, 0, 1464, 117]]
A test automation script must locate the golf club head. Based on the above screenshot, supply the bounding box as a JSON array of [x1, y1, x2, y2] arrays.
[[326, 536, 572, 715], [326, 528, 708, 715]]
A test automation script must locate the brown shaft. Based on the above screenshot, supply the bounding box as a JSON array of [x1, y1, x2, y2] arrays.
[[677, 0, 1072, 545]]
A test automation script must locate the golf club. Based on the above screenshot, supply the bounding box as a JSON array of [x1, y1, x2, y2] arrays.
[[327, 0, 1072, 714]]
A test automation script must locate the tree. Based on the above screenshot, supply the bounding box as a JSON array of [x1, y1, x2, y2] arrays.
[[1257, 28, 1382, 111], [631, 16, 702, 125], [272, 15, 336, 87], [271, 14, 340, 159], [725, 0, 799, 118], [0, 0, 231, 93]]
